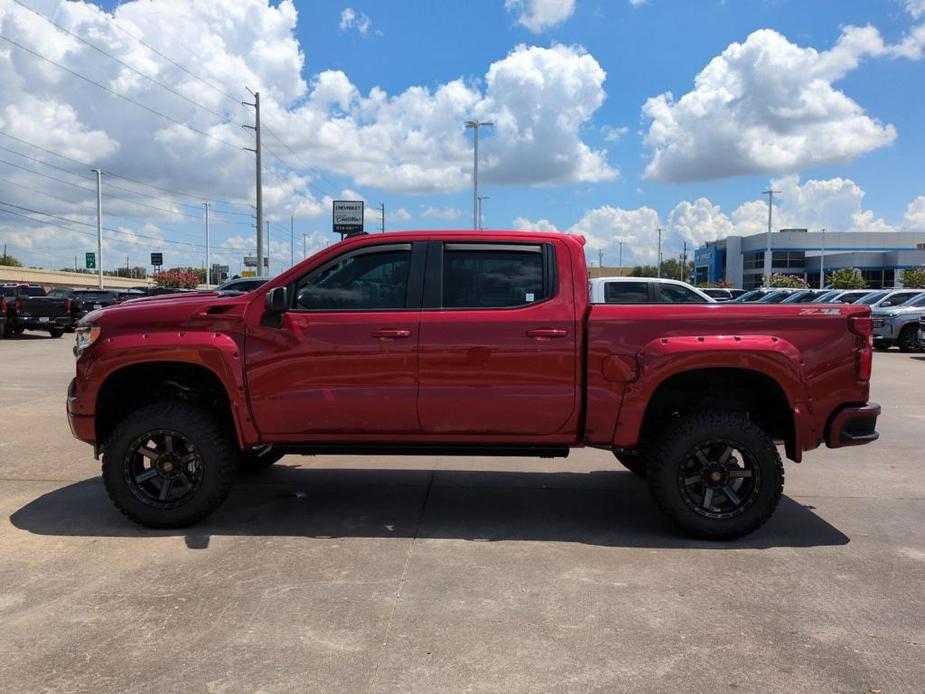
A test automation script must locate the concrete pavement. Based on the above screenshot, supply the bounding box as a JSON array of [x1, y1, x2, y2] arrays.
[[1, 332, 923, 693]]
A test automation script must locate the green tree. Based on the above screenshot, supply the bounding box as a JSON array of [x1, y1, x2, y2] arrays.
[[1, 252, 23, 267], [769, 273, 808, 289], [902, 267, 925, 289], [827, 268, 868, 289], [631, 260, 696, 282]]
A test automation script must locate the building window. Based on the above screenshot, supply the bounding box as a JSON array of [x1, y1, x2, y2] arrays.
[[743, 252, 764, 270]]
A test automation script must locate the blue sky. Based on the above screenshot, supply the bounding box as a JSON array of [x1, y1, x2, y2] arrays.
[[1, 0, 923, 273]]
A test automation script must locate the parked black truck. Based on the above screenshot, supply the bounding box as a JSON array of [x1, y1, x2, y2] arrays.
[[1, 284, 73, 338]]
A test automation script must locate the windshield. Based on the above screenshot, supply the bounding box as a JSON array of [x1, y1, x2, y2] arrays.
[[46, 288, 72, 298], [856, 291, 889, 305], [732, 289, 764, 302]]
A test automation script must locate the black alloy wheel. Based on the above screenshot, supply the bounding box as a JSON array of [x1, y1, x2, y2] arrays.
[[677, 440, 760, 520], [124, 429, 205, 508], [102, 401, 238, 528], [647, 410, 784, 540]]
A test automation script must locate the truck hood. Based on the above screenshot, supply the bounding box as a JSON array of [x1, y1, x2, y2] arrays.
[[81, 291, 249, 329]]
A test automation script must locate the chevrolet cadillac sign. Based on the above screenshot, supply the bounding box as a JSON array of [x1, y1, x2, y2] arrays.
[[333, 200, 364, 236]]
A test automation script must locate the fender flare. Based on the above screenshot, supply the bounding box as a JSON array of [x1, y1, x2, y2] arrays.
[[612, 335, 812, 460]]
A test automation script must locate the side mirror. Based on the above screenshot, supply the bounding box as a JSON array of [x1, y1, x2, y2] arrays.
[[265, 286, 288, 312]]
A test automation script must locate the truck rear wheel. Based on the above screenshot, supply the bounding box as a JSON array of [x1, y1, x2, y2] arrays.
[[49, 328, 64, 338], [101, 401, 238, 528], [647, 411, 784, 540]]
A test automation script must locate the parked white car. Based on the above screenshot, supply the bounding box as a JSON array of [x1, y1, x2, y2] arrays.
[[589, 277, 715, 304]]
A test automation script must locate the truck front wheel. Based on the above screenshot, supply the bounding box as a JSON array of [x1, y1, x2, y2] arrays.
[[647, 411, 784, 540], [101, 401, 238, 528]]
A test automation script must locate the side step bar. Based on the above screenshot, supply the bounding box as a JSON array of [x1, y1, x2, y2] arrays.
[[269, 444, 571, 459]]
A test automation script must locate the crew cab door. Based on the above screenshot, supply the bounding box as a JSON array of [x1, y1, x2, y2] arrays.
[[416, 240, 578, 436], [245, 242, 425, 436]]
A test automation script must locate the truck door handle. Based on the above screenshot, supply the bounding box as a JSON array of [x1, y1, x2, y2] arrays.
[[372, 328, 411, 340], [526, 328, 567, 339]]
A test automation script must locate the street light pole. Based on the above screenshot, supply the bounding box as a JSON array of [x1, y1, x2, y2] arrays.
[[762, 188, 782, 288], [204, 202, 211, 286], [92, 168, 102, 289], [477, 195, 489, 230], [819, 227, 826, 289], [656, 227, 663, 279], [465, 120, 493, 230], [619, 241, 624, 273]]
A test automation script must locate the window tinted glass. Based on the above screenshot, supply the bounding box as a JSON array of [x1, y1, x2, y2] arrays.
[[296, 247, 411, 310], [47, 288, 72, 298], [857, 291, 888, 305], [655, 283, 707, 304], [881, 292, 920, 307], [604, 282, 649, 304], [443, 246, 545, 308], [21, 286, 45, 296]]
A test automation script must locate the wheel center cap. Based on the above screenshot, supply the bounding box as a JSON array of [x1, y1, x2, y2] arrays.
[[710, 471, 722, 482]]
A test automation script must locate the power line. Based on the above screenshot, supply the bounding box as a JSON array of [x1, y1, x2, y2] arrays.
[[83, 0, 241, 108], [0, 135, 252, 220], [0, 199, 251, 252], [11, 0, 227, 120], [0, 35, 243, 152]]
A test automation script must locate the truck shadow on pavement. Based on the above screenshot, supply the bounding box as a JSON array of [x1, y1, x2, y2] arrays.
[[11, 466, 849, 550]]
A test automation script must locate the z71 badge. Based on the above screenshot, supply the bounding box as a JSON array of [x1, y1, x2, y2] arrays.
[[798, 307, 843, 315]]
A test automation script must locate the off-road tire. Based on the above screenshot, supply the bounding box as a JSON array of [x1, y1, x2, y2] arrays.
[[102, 401, 238, 528], [647, 410, 784, 540], [240, 448, 285, 471], [614, 451, 647, 478], [897, 325, 918, 353]]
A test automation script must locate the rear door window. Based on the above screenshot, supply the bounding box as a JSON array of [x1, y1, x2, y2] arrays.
[[604, 282, 650, 304], [655, 283, 707, 304], [441, 244, 549, 308]]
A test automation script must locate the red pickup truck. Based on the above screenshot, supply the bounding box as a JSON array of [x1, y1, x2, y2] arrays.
[[67, 231, 880, 539]]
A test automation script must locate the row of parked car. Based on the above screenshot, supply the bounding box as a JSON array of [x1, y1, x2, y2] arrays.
[[1, 278, 269, 339], [590, 278, 925, 352]]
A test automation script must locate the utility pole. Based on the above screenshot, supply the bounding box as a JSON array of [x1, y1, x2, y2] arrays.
[[92, 168, 102, 288], [465, 120, 493, 230], [378, 202, 385, 232], [265, 220, 270, 275], [477, 195, 489, 230], [682, 242, 687, 282], [598, 248, 603, 268], [242, 89, 263, 276], [290, 215, 294, 269], [303, 233, 308, 259], [203, 202, 211, 285], [819, 227, 826, 289], [619, 241, 624, 274], [656, 227, 663, 279], [762, 188, 781, 288]]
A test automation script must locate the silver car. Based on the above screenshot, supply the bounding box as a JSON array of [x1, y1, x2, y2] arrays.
[[871, 292, 925, 352]]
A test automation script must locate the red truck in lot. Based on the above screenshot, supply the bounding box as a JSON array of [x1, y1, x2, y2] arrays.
[[67, 231, 880, 539]]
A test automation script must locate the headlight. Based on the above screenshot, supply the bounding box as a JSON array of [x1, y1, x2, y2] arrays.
[[74, 325, 101, 357]]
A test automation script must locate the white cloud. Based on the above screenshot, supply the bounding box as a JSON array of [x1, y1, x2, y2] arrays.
[[421, 206, 461, 220], [391, 207, 412, 222], [513, 216, 558, 231], [0, 0, 615, 270], [505, 0, 576, 33], [338, 8, 372, 36], [642, 25, 925, 182], [512, 175, 916, 268], [902, 195, 925, 230], [905, 1, 925, 19], [629, 0, 650, 6], [601, 125, 629, 142]]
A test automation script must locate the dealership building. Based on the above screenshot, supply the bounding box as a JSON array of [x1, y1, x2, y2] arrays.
[[694, 229, 925, 290]]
